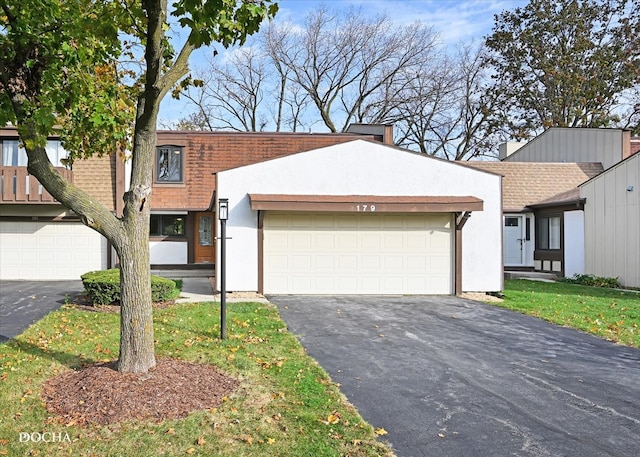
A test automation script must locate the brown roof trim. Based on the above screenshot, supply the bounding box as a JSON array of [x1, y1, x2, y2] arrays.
[[249, 194, 483, 213]]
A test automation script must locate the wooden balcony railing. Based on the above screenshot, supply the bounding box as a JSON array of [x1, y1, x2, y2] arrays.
[[0, 166, 74, 203]]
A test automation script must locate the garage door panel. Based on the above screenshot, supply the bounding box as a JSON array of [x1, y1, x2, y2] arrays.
[[264, 213, 452, 294], [315, 234, 334, 249], [383, 234, 403, 250], [267, 254, 289, 269], [337, 234, 357, 248], [291, 255, 311, 270], [361, 255, 381, 269], [338, 276, 358, 291], [336, 216, 358, 228], [314, 255, 334, 269], [361, 234, 380, 249], [407, 256, 427, 270], [0, 221, 106, 280], [338, 255, 358, 270]]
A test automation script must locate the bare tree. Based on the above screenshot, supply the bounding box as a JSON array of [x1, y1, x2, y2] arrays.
[[180, 47, 269, 131], [265, 6, 438, 132], [261, 22, 312, 132]]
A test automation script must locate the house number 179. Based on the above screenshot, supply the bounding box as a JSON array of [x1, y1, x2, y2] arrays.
[[355, 204, 376, 212]]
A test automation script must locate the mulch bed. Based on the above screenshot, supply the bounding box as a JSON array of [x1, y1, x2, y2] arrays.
[[42, 358, 239, 426]]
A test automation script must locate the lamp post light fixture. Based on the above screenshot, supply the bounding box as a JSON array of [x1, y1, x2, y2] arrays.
[[218, 198, 228, 340]]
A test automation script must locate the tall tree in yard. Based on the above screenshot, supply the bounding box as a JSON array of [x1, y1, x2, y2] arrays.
[[0, 0, 277, 373], [485, 0, 639, 139]]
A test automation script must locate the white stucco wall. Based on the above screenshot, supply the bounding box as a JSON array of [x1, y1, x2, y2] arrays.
[[150, 241, 188, 264], [563, 210, 585, 278], [216, 140, 503, 293]]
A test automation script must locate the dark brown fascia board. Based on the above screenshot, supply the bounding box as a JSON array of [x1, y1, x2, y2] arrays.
[[249, 194, 483, 213], [526, 198, 586, 210]]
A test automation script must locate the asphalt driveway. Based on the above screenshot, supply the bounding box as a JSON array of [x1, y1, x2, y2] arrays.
[[0, 280, 83, 342], [268, 295, 640, 457]]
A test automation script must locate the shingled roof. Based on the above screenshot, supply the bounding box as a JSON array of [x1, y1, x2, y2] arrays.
[[464, 162, 603, 212]]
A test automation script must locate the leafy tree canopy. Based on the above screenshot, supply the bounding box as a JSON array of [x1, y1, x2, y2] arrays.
[[0, 0, 277, 373], [485, 0, 639, 138]]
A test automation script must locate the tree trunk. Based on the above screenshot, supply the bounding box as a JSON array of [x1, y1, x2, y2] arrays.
[[116, 255, 155, 372], [114, 123, 157, 373], [116, 194, 155, 373]]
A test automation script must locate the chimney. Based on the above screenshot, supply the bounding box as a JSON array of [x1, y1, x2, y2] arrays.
[[499, 142, 526, 161], [346, 123, 394, 145]]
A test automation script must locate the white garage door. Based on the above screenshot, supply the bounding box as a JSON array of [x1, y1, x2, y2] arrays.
[[264, 212, 452, 294], [0, 221, 107, 280]]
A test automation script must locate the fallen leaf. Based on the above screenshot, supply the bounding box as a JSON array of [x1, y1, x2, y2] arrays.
[[166, 428, 176, 435], [186, 448, 195, 454], [267, 438, 275, 444], [375, 428, 388, 436], [438, 433, 445, 438], [197, 437, 206, 445], [327, 414, 340, 424]]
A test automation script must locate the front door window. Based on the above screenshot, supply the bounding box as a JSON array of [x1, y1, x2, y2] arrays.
[[199, 215, 212, 246]]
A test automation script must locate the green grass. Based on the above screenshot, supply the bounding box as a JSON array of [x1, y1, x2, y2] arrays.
[[0, 301, 393, 457], [498, 279, 640, 348]]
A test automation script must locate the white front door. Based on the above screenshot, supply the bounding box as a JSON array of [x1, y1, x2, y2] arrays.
[[504, 215, 525, 266]]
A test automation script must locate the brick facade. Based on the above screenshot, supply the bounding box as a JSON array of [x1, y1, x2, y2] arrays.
[[72, 155, 117, 211], [152, 131, 379, 210]]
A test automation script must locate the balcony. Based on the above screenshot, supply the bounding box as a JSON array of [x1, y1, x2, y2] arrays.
[[0, 166, 73, 204]]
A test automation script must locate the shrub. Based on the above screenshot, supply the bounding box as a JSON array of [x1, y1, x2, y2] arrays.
[[81, 269, 178, 305], [558, 274, 620, 289]]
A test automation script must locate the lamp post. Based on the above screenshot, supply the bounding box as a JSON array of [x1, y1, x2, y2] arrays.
[[218, 198, 228, 340]]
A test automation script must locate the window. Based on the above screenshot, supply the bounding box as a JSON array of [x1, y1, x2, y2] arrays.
[[537, 216, 560, 250], [1, 139, 69, 167], [505, 217, 520, 227], [156, 146, 183, 183], [150, 215, 185, 237]]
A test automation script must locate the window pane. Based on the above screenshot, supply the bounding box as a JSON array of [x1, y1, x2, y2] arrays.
[[150, 215, 160, 236], [162, 216, 185, 236], [538, 217, 549, 250], [505, 217, 519, 227], [45, 140, 69, 167], [549, 216, 560, 249], [199, 216, 213, 246], [156, 147, 183, 182], [2, 140, 27, 166]]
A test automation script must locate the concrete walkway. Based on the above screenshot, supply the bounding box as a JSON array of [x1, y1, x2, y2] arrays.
[[171, 277, 269, 304]]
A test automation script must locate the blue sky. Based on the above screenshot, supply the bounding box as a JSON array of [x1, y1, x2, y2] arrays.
[[158, 0, 527, 124]]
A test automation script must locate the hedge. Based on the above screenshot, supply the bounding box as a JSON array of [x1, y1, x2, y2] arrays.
[[81, 269, 177, 305]]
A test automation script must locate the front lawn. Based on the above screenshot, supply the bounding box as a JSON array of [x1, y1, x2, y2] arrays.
[[0, 301, 393, 457], [499, 279, 640, 348]]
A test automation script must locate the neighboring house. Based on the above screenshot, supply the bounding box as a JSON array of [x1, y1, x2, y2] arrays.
[[0, 126, 118, 280], [465, 162, 602, 277], [580, 152, 640, 288], [498, 127, 635, 170], [216, 140, 503, 295], [468, 127, 639, 288]]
